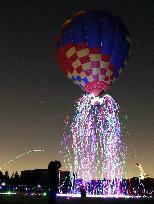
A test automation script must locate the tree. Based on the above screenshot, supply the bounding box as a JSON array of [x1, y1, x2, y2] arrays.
[[0, 171, 3, 183]]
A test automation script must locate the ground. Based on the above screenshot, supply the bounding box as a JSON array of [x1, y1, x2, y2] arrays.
[[0, 195, 153, 204]]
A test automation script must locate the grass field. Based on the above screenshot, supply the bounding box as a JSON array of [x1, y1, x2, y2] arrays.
[[0, 195, 153, 204]]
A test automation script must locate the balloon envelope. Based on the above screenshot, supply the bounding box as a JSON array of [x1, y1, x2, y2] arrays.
[[56, 10, 131, 96]]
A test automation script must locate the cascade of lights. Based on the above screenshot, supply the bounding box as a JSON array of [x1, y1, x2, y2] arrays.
[[61, 94, 126, 183]]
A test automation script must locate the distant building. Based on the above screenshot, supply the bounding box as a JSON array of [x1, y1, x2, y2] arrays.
[[20, 169, 71, 187]]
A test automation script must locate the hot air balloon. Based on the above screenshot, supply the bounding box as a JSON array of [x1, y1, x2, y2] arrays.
[[56, 10, 131, 96]]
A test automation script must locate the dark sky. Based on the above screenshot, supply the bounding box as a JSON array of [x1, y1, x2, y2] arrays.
[[0, 0, 153, 178]]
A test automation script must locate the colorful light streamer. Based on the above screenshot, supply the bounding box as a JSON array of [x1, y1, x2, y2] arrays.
[[61, 94, 126, 183]]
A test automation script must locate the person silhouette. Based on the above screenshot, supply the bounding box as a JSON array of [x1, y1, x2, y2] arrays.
[[80, 185, 86, 198], [48, 160, 61, 204]]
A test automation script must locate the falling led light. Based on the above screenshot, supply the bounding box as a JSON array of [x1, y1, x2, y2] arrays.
[[62, 94, 126, 184], [0, 149, 45, 170], [56, 193, 142, 198]]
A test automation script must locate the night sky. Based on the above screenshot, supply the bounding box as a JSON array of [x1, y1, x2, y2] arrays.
[[0, 0, 153, 178]]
